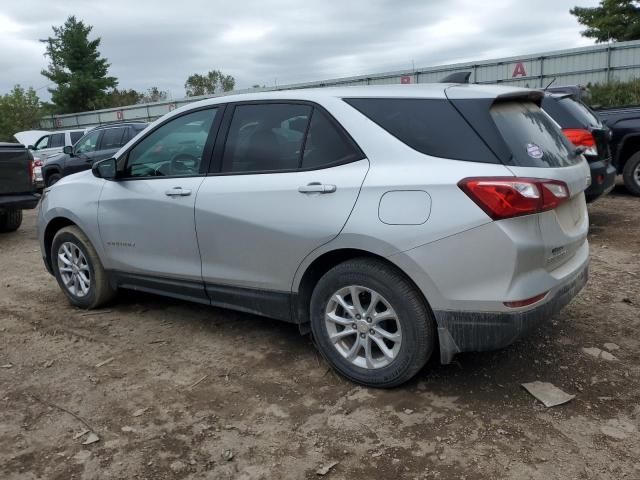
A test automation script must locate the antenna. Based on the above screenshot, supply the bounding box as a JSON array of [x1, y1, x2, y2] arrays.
[[544, 77, 557, 90]]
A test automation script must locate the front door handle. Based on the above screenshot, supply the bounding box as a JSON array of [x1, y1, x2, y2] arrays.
[[165, 187, 192, 197], [298, 182, 337, 194]]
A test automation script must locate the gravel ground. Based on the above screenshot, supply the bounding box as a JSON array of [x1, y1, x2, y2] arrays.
[[1, 186, 639, 479]]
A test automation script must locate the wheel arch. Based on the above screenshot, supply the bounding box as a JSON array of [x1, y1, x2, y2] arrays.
[[43, 216, 78, 272], [616, 133, 640, 171], [292, 247, 435, 333]]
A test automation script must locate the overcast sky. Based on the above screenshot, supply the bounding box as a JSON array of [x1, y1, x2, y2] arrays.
[[0, 0, 599, 100]]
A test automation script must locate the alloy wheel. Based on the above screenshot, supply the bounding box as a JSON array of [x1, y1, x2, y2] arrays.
[[324, 285, 402, 369], [57, 242, 91, 297]]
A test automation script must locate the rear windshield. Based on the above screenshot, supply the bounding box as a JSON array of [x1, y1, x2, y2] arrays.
[[491, 101, 580, 168], [542, 96, 601, 129], [344, 98, 499, 163]]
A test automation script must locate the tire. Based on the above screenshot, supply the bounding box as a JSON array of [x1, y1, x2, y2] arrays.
[[310, 258, 435, 388], [51, 226, 116, 309], [46, 172, 61, 187], [0, 209, 23, 233], [623, 151, 640, 197]]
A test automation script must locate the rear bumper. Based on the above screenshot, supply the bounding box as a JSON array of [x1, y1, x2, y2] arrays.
[[0, 193, 40, 210], [434, 260, 588, 364], [585, 160, 617, 202]]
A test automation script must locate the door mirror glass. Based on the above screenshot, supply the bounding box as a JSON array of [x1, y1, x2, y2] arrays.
[[92, 158, 117, 180], [62, 145, 73, 155]]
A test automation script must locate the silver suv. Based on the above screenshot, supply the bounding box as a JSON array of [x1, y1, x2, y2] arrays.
[[38, 85, 590, 387]]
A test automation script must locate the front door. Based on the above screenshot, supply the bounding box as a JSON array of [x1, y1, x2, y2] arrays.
[[195, 102, 369, 297], [65, 129, 103, 176], [98, 107, 221, 300]]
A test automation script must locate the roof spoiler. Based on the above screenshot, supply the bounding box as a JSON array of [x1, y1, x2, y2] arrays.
[[439, 71, 471, 84], [494, 90, 544, 106]]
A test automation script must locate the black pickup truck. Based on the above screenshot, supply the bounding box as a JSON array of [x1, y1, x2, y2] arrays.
[[594, 106, 640, 196], [0, 143, 40, 232]]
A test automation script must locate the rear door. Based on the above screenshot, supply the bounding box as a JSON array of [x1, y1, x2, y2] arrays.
[[94, 126, 129, 162], [195, 102, 368, 296]]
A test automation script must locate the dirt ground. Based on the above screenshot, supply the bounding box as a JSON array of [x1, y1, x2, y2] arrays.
[[1, 186, 639, 480]]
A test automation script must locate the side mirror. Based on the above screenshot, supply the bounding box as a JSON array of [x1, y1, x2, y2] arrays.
[[62, 145, 73, 155], [27, 145, 35, 150], [92, 158, 117, 180]]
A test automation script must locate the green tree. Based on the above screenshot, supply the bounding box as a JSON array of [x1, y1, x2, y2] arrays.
[[104, 88, 142, 108], [140, 87, 168, 103], [41, 16, 117, 113], [571, 0, 640, 42], [184, 70, 235, 96], [0, 85, 42, 142]]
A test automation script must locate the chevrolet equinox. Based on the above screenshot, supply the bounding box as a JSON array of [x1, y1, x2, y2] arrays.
[[38, 85, 590, 387]]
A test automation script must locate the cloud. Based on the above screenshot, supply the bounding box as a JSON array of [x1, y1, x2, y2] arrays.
[[0, 0, 599, 100]]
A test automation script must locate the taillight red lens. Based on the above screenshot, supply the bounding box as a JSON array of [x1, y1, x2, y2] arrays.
[[33, 159, 43, 168], [28, 160, 35, 184], [458, 177, 570, 220], [562, 128, 598, 156], [562, 128, 595, 147]]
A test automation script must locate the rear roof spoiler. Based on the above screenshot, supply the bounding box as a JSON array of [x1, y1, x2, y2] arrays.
[[439, 72, 471, 84]]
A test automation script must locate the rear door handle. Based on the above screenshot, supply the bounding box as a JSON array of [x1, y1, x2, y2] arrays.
[[165, 187, 192, 197], [298, 182, 337, 194]]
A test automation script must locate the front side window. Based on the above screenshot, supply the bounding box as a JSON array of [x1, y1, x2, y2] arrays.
[[222, 103, 311, 173], [125, 108, 217, 178], [100, 127, 126, 150], [34, 135, 49, 150], [75, 130, 101, 154], [49, 133, 65, 148]]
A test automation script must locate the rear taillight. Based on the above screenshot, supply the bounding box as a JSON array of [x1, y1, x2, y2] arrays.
[[28, 159, 35, 185], [33, 158, 43, 168], [562, 128, 597, 156], [458, 177, 570, 220]]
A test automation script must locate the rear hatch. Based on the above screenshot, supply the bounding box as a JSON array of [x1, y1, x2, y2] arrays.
[[446, 87, 590, 272], [0, 143, 34, 195]]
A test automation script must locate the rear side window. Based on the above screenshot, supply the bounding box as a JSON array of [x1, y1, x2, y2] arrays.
[[100, 127, 126, 150], [49, 133, 65, 148], [70, 131, 85, 144], [301, 109, 362, 169], [491, 102, 578, 168], [222, 103, 312, 173], [344, 98, 498, 163]]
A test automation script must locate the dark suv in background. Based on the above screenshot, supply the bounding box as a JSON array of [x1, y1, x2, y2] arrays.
[[541, 93, 616, 202], [43, 122, 147, 186]]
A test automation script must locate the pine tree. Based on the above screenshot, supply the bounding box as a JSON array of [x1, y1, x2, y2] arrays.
[[41, 16, 117, 113], [571, 0, 640, 43]]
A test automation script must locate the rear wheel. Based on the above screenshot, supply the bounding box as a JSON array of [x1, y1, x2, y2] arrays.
[[310, 258, 435, 388], [623, 152, 640, 197], [46, 172, 61, 187], [51, 226, 116, 309], [0, 209, 23, 233]]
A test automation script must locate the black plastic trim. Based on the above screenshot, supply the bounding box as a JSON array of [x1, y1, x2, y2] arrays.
[[109, 271, 295, 323]]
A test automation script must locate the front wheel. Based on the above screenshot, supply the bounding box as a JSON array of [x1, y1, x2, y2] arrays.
[[51, 226, 116, 309], [310, 258, 435, 388], [623, 152, 640, 197], [46, 172, 61, 187]]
